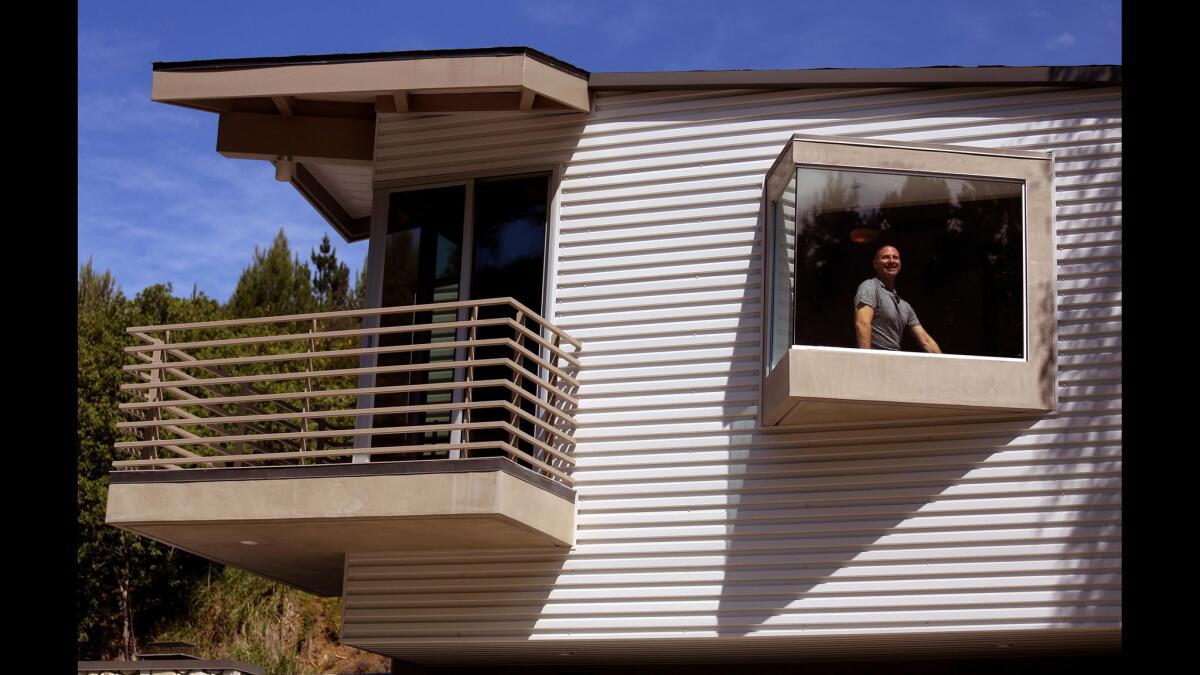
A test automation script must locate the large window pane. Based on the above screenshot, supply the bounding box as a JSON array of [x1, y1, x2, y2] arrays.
[[468, 174, 550, 462], [470, 174, 549, 312], [787, 167, 1024, 358], [373, 185, 465, 453]]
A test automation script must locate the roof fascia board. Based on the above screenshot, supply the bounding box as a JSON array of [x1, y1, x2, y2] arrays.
[[589, 65, 1121, 89], [522, 56, 591, 110], [153, 54, 530, 101], [152, 53, 591, 113], [153, 46, 589, 79]]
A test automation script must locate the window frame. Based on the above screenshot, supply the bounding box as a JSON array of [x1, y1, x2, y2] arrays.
[[350, 167, 562, 459], [761, 134, 1058, 427], [366, 166, 562, 316]]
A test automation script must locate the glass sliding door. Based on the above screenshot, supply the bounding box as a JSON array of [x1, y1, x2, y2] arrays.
[[465, 174, 550, 463], [368, 173, 551, 462], [371, 185, 465, 456]]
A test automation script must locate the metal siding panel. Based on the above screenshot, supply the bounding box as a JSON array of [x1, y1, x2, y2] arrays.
[[357, 85, 1121, 663]]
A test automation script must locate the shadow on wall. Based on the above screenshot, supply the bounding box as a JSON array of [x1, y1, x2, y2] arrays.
[[1041, 145, 1122, 626], [342, 550, 572, 649], [543, 94, 1120, 642], [713, 425, 1009, 637], [712, 192, 1116, 636], [1039, 308, 1122, 625]]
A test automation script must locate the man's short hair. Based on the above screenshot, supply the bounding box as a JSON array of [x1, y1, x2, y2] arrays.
[[874, 244, 900, 259]]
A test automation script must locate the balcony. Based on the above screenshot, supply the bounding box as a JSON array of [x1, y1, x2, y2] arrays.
[[105, 298, 581, 596]]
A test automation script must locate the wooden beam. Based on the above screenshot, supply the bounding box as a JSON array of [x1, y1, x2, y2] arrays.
[[518, 88, 536, 111], [393, 91, 409, 113], [409, 92, 522, 112], [375, 91, 527, 113], [271, 95, 295, 116], [216, 112, 374, 164]]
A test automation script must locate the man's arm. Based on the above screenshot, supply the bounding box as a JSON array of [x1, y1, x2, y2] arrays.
[[854, 303, 874, 349], [910, 324, 942, 353]]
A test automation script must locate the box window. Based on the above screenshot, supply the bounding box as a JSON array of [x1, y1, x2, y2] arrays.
[[762, 135, 1056, 426]]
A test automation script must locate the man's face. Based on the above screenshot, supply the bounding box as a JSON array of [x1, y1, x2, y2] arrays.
[[873, 246, 901, 281]]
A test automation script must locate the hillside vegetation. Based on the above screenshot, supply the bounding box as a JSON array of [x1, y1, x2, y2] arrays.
[[155, 567, 388, 674], [78, 231, 385, 674]]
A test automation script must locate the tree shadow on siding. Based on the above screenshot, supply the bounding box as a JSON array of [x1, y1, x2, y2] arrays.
[[714, 198, 1086, 637], [1032, 419, 1122, 627], [713, 426, 1007, 637], [344, 549, 571, 653]]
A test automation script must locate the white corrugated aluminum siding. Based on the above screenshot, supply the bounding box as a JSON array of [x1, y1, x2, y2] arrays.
[[347, 85, 1121, 666]]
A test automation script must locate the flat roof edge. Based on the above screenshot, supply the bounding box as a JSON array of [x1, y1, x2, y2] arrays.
[[590, 65, 1121, 89], [153, 46, 590, 79]]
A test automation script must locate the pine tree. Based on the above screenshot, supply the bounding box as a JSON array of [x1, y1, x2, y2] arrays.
[[227, 229, 318, 318], [310, 234, 351, 311], [352, 261, 368, 309]]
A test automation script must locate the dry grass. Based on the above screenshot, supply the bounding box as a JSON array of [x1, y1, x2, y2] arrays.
[[156, 566, 389, 674]]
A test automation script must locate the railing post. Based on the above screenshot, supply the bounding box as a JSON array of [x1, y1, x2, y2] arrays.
[[507, 309, 526, 457], [545, 332, 565, 473], [144, 333, 165, 462], [352, 311, 379, 463], [448, 304, 470, 460], [235, 383, 251, 466], [464, 304, 481, 453], [299, 318, 318, 464]]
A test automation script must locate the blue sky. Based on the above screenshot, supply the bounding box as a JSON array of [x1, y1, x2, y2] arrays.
[[78, 0, 1121, 302]]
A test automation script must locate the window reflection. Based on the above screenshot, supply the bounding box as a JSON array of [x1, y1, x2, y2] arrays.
[[469, 175, 549, 463], [373, 185, 465, 454], [367, 175, 551, 462], [780, 167, 1024, 358]]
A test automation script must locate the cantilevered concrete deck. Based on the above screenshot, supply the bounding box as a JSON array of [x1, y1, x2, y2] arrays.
[[107, 459, 576, 597]]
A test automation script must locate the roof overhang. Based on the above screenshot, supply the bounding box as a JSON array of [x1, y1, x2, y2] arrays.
[[147, 47, 1118, 244], [151, 48, 591, 242], [152, 47, 591, 113], [106, 459, 576, 597]]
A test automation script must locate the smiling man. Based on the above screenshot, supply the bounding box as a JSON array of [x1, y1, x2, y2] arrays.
[[854, 245, 942, 353]]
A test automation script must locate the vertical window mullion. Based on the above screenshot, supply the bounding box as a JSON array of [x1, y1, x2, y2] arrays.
[[449, 179, 476, 457]]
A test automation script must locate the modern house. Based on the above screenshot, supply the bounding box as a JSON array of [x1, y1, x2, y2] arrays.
[[103, 47, 1121, 670]]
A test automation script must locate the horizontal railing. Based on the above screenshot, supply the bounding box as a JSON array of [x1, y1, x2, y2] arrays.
[[115, 298, 582, 487]]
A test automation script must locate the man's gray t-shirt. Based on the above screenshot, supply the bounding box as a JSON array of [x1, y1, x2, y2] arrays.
[[854, 278, 919, 350]]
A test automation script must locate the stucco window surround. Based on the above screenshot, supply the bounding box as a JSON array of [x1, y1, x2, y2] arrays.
[[761, 134, 1057, 426]]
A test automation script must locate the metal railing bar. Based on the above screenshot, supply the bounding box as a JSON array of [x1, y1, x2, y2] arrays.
[[117, 400, 573, 440], [124, 318, 515, 353], [124, 318, 582, 368], [113, 441, 574, 486], [120, 414, 576, 468], [132, 360, 285, 454], [116, 419, 576, 464], [126, 297, 528, 334], [121, 336, 582, 389], [121, 358, 582, 408], [120, 337, 512, 372], [119, 378, 578, 427], [139, 345, 345, 437], [121, 357, 515, 392], [113, 440, 510, 467], [506, 297, 583, 350]]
